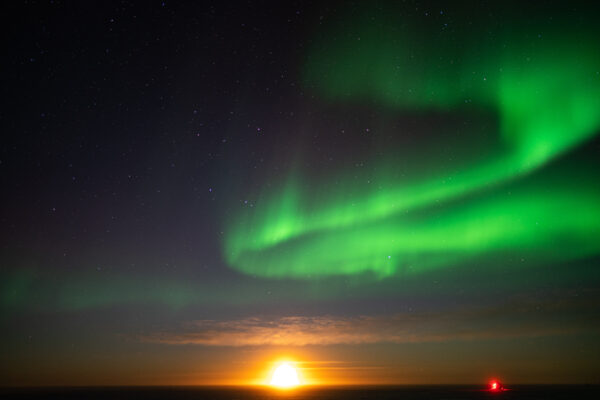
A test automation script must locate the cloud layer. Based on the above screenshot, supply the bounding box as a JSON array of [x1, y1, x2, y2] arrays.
[[142, 297, 600, 346]]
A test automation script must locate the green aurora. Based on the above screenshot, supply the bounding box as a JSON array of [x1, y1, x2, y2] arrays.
[[224, 9, 600, 278]]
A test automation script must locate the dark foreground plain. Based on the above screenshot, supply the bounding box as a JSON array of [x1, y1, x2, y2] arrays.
[[2, 385, 600, 400]]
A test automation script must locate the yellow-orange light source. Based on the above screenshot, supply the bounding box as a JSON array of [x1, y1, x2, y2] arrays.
[[270, 362, 300, 388]]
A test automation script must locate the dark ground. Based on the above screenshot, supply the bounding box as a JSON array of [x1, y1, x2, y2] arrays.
[[2, 385, 600, 400]]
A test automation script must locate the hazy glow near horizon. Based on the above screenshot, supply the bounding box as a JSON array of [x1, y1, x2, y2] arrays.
[[269, 362, 300, 388]]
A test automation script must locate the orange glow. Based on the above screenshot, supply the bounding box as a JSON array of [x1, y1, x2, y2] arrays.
[[269, 362, 300, 388]]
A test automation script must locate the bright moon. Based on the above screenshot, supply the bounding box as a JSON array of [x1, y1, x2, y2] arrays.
[[270, 362, 300, 388]]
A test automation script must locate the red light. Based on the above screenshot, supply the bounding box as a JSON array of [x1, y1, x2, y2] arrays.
[[489, 380, 502, 391], [491, 382, 497, 390]]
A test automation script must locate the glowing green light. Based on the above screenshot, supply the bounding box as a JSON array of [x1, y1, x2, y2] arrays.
[[224, 10, 600, 278]]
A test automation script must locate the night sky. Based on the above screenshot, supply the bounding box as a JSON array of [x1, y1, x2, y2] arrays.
[[2, 0, 600, 386]]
